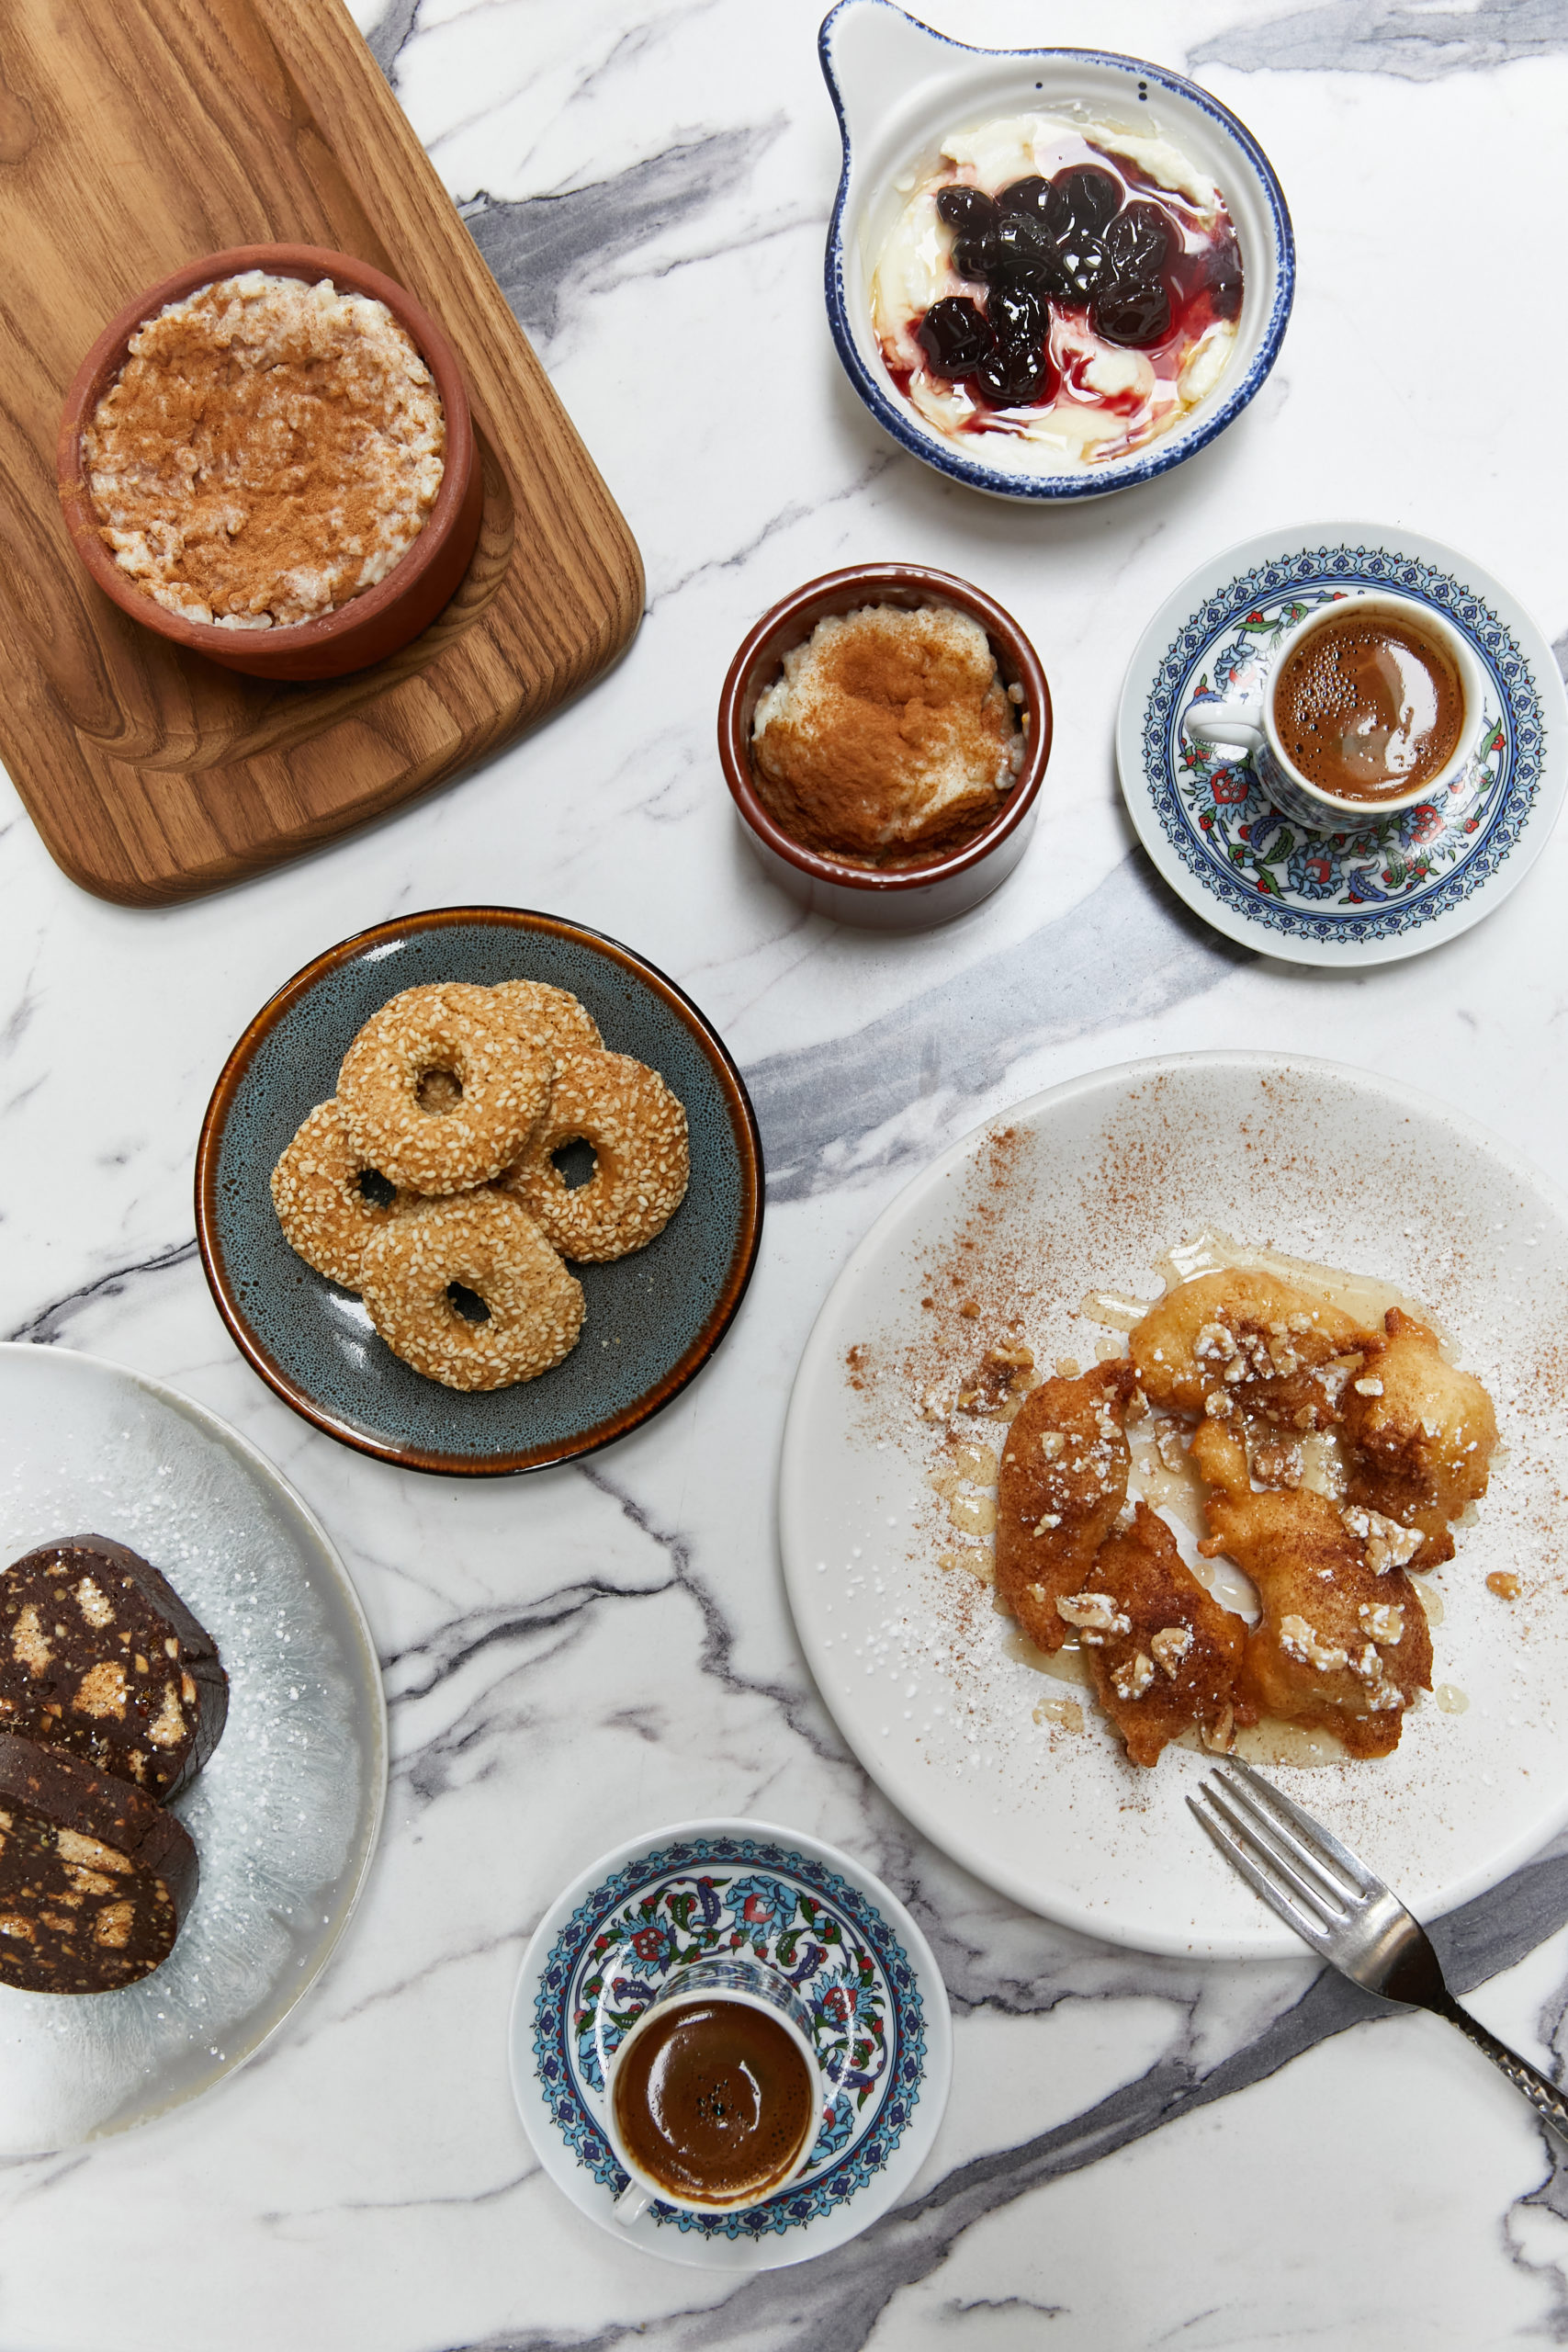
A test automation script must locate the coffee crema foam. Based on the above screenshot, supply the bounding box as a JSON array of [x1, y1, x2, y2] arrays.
[[613, 1999, 815, 2204], [1274, 609, 1463, 802]]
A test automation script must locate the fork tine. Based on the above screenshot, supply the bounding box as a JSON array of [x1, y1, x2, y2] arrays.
[[1210, 1767, 1357, 1914], [1188, 1788, 1333, 1953], [1201, 1777, 1348, 1926], [1219, 1758, 1380, 1897]]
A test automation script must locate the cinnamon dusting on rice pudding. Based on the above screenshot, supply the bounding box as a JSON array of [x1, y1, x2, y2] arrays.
[[83, 271, 445, 630], [750, 603, 1025, 865]]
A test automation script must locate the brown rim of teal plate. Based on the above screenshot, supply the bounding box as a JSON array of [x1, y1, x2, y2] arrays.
[[194, 907, 764, 1476]]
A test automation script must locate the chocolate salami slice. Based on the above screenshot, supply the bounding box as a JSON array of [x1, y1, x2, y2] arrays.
[[0, 1733, 197, 1993], [0, 1535, 228, 1800]]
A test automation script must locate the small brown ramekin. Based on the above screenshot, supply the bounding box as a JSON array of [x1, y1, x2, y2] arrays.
[[717, 563, 1053, 930], [57, 244, 484, 684]]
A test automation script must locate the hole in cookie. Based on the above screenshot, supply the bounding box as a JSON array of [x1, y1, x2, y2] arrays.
[[356, 1168, 399, 1210], [446, 1282, 491, 1324], [552, 1138, 597, 1192], [417, 1068, 464, 1113]]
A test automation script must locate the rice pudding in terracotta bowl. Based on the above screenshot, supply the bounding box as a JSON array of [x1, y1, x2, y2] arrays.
[[57, 244, 482, 681]]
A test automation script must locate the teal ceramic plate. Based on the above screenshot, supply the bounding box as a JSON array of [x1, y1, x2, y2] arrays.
[[196, 908, 763, 1475]]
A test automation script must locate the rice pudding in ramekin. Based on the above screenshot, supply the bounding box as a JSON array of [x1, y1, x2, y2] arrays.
[[718, 563, 1053, 932]]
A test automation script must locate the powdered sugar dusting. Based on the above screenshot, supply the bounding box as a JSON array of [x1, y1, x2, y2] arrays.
[[0, 1354, 381, 2149], [783, 1057, 1568, 1955]]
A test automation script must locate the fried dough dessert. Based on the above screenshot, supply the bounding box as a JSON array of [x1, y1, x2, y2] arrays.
[[976, 1256, 1495, 1773], [1131, 1269, 1374, 1432], [1193, 1422, 1432, 1758], [1079, 1501, 1251, 1768], [995, 1363, 1135, 1654], [1341, 1309, 1497, 1567]]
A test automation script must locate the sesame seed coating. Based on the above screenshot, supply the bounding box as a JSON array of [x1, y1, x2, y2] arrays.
[[337, 984, 552, 1193], [358, 1193, 585, 1390], [498, 1049, 690, 1262], [269, 1099, 414, 1290], [490, 980, 604, 1061], [271, 978, 691, 1393]]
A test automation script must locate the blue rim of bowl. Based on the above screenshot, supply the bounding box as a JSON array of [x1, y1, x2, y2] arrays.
[[818, 0, 1296, 501], [194, 906, 765, 1477]]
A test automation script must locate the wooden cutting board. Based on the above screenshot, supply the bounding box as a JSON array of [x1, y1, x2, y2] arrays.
[[0, 0, 644, 907]]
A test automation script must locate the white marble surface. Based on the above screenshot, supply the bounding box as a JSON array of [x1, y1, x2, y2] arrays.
[[4, 0, 1568, 2343]]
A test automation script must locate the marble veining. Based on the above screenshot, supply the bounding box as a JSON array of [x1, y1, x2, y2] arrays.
[[4, 0, 1568, 2345], [460, 127, 788, 342], [1194, 0, 1568, 79], [4, 1241, 199, 1344], [749, 853, 1250, 1201]]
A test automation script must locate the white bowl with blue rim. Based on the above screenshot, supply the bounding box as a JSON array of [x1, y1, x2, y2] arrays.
[[819, 0, 1294, 501]]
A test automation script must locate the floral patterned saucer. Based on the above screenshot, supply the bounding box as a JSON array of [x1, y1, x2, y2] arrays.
[[508, 1819, 951, 2270], [1115, 524, 1567, 965]]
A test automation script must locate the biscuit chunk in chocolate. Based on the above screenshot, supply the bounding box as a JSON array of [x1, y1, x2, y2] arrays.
[[0, 1733, 198, 1993], [0, 1536, 227, 1799]]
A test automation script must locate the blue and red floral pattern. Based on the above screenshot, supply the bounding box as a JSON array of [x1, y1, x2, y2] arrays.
[[531, 1836, 927, 2240], [1140, 546, 1541, 944]]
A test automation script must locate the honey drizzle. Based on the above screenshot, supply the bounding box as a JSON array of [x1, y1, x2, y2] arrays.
[[984, 1231, 1472, 1764]]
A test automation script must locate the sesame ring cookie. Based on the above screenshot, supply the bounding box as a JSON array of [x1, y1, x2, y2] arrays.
[[491, 979, 604, 1061], [269, 1099, 413, 1290], [337, 983, 552, 1193], [499, 1049, 690, 1262], [358, 1193, 585, 1391]]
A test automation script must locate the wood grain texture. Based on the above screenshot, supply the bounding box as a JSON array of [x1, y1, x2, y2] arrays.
[[0, 0, 644, 906]]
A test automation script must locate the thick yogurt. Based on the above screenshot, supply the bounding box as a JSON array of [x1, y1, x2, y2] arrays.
[[870, 109, 1241, 474]]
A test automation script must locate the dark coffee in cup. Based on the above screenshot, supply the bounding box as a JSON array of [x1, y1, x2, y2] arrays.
[[611, 1997, 816, 2205], [1273, 606, 1465, 803]]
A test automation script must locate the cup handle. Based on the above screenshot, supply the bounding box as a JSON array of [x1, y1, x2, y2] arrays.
[[1182, 697, 1265, 759], [613, 2180, 651, 2228]]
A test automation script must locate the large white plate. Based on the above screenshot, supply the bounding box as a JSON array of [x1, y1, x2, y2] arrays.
[[781, 1054, 1568, 1959], [0, 1345, 387, 2149]]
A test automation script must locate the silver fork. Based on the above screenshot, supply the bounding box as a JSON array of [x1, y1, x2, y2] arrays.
[[1190, 1758, 1568, 2139]]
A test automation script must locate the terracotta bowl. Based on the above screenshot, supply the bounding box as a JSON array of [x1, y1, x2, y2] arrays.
[[57, 244, 484, 684], [717, 563, 1053, 931]]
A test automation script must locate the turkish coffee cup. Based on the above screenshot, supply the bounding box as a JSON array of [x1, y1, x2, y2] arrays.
[[607, 1952, 825, 2225], [1181, 590, 1487, 832]]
